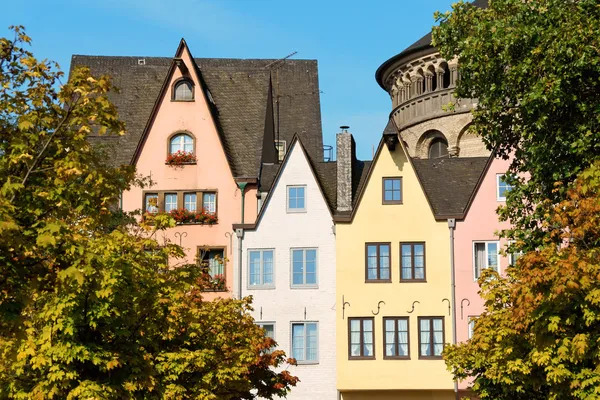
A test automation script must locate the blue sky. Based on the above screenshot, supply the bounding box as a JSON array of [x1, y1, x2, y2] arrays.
[[2, 0, 456, 160]]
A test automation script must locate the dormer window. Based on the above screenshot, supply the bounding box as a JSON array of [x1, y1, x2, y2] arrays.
[[173, 79, 194, 101]]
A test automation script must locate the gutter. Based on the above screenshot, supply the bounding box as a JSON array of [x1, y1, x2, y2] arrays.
[[236, 182, 248, 299], [448, 218, 459, 400]]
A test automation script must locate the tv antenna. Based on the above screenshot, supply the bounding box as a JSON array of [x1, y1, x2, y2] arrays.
[[264, 51, 298, 70], [264, 51, 298, 145]]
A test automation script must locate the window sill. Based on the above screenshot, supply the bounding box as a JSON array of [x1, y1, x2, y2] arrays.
[[383, 356, 410, 360], [418, 356, 443, 360], [248, 286, 276, 290], [382, 201, 403, 205], [291, 285, 319, 290], [365, 279, 392, 283], [202, 288, 228, 293], [165, 162, 197, 166], [399, 279, 427, 283], [171, 99, 195, 102], [295, 361, 319, 365], [348, 356, 376, 361], [286, 209, 307, 213]]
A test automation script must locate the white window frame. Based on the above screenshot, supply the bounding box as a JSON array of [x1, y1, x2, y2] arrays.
[[468, 316, 479, 339], [169, 133, 194, 155], [508, 240, 524, 267], [256, 321, 276, 340], [290, 321, 319, 364], [247, 249, 275, 289], [496, 173, 512, 201], [145, 193, 158, 213], [286, 185, 306, 213], [275, 140, 286, 161], [290, 248, 318, 289], [164, 193, 178, 212], [202, 192, 216, 214], [184, 193, 197, 212], [473, 241, 500, 281]]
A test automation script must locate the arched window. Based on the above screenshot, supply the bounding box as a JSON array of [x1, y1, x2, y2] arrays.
[[429, 138, 449, 159], [173, 79, 194, 101], [169, 133, 194, 154]]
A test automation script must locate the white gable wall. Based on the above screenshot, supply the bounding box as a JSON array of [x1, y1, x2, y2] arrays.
[[240, 141, 336, 399]]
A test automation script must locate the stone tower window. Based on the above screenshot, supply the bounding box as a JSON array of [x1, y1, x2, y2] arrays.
[[429, 138, 449, 159]]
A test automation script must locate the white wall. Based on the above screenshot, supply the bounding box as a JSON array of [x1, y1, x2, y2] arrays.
[[239, 141, 337, 399]]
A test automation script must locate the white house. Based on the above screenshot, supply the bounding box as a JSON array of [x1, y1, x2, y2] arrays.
[[235, 137, 337, 399]]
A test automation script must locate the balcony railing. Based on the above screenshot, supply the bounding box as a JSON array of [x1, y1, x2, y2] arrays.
[[390, 88, 477, 130]]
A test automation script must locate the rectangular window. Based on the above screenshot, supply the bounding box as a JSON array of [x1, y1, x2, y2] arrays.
[[382, 177, 402, 204], [275, 140, 286, 161], [291, 248, 318, 287], [400, 242, 426, 281], [348, 317, 375, 359], [497, 174, 513, 201], [292, 322, 318, 363], [468, 317, 478, 339], [365, 243, 391, 282], [384, 317, 410, 359], [203, 192, 216, 214], [184, 193, 197, 211], [257, 322, 275, 340], [508, 241, 524, 267], [474, 241, 499, 279], [199, 248, 225, 278], [164, 193, 178, 212], [248, 249, 274, 288], [145, 193, 158, 213], [287, 185, 306, 212], [418, 317, 444, 359]]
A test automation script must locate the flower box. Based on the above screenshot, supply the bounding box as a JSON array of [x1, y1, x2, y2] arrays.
[[166, 150, 197, 166], [143, 208, 217, 225]]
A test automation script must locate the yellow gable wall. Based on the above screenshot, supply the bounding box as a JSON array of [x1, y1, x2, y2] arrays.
[[336, 142, 454, 392]]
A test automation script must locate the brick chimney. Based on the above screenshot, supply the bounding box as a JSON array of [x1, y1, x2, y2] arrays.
[[336, 126, 356, 213]]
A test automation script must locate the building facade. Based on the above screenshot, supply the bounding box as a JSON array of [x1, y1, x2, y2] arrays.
[[235, 138, 338, 399]]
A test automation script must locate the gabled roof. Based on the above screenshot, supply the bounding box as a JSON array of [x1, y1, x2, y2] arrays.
[[412, 157, 491, 219], [375, 0, 489, 89], [234, 135, 337, 230], [334, 119, 491, 222], [70, 45, 323, 178]]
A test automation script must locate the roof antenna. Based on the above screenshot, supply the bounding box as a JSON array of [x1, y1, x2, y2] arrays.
[[264, 51, 298, 147]]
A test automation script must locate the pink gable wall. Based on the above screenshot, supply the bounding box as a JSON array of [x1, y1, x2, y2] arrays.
[[121, 43, 258, 299], [454, 156, 512, 389]]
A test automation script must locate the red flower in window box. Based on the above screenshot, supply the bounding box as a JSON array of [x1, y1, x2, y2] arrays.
[[166, 150, 197, 165]]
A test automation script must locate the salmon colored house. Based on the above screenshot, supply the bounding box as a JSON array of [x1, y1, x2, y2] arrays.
[[70, 40, 325, 298]]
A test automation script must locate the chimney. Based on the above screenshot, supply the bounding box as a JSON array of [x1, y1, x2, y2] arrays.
[[336, 126, 356, 213]]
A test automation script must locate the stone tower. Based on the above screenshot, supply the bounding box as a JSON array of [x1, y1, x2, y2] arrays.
[[375, 0, 489, 159]]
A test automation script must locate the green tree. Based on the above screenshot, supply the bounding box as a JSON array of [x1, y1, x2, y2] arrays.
[[433, 0, 600, 249], [444, 162, 600, 399], [0, 26, 297, 399]]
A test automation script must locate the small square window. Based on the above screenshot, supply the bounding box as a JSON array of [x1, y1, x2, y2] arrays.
[[287, 185, 306, 212], [497, 174, 513, 201], [164, 193, 178, 213], [203, 192, 216, 214], [145, 193, 158, 213], [384, 317, 410, 359], [383, 177, 402, 204], [248, 249, 275, 289], [275, 140, 286, 161], [291, 322, 319, 363], [257, 322, 275, 340], [348, 317, 375, 360], [291, 248, 318, 288], [418, 317, 445, 359]]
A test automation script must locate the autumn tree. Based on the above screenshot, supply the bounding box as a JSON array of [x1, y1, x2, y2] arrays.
[[444, 162, 600, 399], [433, 0, 600, 249], [0, 26, 297, 399]]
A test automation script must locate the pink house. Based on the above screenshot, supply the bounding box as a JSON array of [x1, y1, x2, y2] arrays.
[[70, 40, 325, 299], [454, 155, 514, 392]]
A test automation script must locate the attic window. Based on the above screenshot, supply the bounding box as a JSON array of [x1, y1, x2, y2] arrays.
[[173, 79, 194, 101], [275, 140, 286, 161], [169, 133, 194, 155]]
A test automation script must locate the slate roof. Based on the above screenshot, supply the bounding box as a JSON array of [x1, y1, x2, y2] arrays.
[[412, 156, 490, 218], [69, 55, 324, 178]]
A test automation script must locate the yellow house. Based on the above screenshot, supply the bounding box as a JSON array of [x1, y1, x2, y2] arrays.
[[334, 120, 484, 400]]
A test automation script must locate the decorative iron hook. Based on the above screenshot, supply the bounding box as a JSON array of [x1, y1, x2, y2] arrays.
[[460, 298, 471, 320], [371, 301, 386, 316], [224, 232, 234, 254], [174, 231, 187, 246], [407, 301, 420, 314], [304, 307, 307, 320], [442, 298, 451, 316], [260, 306, 262, 320], [342, 295, 351, 320]]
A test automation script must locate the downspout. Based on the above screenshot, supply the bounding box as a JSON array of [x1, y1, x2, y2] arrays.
[[236, 182, 248, 299], [448, 218, 459, 400]]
